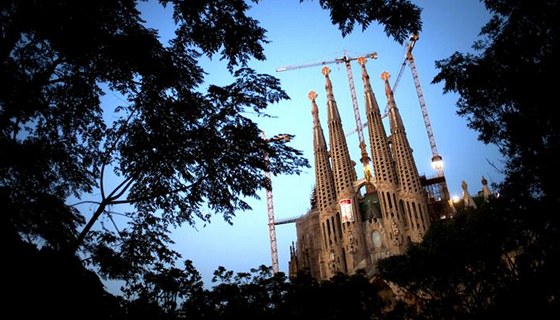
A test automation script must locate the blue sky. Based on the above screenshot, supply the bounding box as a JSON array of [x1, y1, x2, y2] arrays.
[[128, 0, 504, 288]]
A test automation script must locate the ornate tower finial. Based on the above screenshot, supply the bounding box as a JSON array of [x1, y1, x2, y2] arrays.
[[308, 90, 317, 101], [381, 71, 390, 81], [481, 176, 493, 201], [381, 71, 394, 98], [462, 180, 478, 208], [357, 56, 366, 66]]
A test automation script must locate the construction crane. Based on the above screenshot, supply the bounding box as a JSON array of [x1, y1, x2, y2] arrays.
[[261, 131, 279, 274], [277, 51, 378, 161], [404, 34, 444, 174], [343, 35, 444, 175], [265, 167, 279, 274], [261, 132, 292, 274], [274, 215, 301, 225]]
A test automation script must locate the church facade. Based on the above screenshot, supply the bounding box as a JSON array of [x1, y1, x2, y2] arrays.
[[288, 58, 453, 281]]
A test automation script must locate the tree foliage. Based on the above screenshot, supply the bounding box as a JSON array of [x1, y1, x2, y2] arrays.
[[0, 0, 423, 307], [378, 203, 511, 319], [376, 1, 560, 317], [378, 198, 559, 319], [180, 267, 388, 320], [303, 0, 422, 41], [432, 0, 560, 203]]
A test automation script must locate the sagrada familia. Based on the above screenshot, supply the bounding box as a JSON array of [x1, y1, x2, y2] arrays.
[[286, 57, 491, 282]]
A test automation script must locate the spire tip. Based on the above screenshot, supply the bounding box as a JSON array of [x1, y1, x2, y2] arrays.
[[308, 90, 317, 101], [381, 71, 390, 81]]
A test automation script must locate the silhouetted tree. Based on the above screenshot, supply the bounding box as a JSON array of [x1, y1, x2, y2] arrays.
[[432, 0, 559, 204], [432, 0, 559, 316], [1, 0, 422, 313], [375, 1, 560, 318], [4, 224, 125, 318], [179, 266, 387, 320], [301, 0, 422, 40], [0, 0, 420, 296], [377, 203, 513, 319]]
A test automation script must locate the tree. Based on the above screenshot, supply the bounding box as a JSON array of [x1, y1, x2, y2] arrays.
[[1, 0, 423, 300], [4, 227, 125, 319], [376, 2, 560, 317], [179, 266, 387, 320], [432, 0, 560, 314], [432, 0, 560, 204], [377, 203, 517, 319]]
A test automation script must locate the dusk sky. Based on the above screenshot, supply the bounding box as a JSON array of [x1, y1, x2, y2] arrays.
[[98, 0, 504, 290]]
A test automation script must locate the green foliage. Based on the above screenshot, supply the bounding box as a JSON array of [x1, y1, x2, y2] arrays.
[[391, 3, 560, 316]]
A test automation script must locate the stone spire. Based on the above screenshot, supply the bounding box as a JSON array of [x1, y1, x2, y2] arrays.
[[382, 71, 430, 241], [322, 66, 357, 198], [360, 59, 404, 252], [322, 66, 367, 274], [309, 91, 336, 213], [359, 58, 398, 188], [309, 90, 345, 278]]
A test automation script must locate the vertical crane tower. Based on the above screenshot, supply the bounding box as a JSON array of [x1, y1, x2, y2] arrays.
[[265, 166, 279, 274], [261, 131, 279, 274], [403, 34, 444, 175], [343, 35, 445, 176], [398, 34, 451, 215]]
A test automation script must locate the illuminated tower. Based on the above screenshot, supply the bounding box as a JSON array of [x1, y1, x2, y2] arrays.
[[322, 66, 367, 272], [359, 58, 406, 252], [382, 71, 431, 242]]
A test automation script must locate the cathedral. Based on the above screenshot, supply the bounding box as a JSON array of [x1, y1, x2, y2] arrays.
[[287, 57, 455, 281]]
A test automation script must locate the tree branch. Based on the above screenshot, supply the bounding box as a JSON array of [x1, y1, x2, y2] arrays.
[[112, 174, 208, 206], [72, 200, 108, 253], [68, 200, 102, 207], [107, 175, 135, 202], [100, 104, 139, 200]]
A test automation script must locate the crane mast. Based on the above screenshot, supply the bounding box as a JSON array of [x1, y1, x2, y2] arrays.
[[261, 131, 279, 274], [265, 170, 279, 274], [404, 34, 444, 175], [344, 57, 365, 146], [344, 54, 405, 138]]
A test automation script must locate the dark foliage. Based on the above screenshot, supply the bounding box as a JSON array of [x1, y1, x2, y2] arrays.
[[377, 2, 560, 311], [302, 0, 422, 42], [432, 0, 560, 204], [0, 0, 310, 291], [4, 223, 125, 318], [179, 267, 388, 320], [0, 0, 422, 315], [378, 198, 559, 319]]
